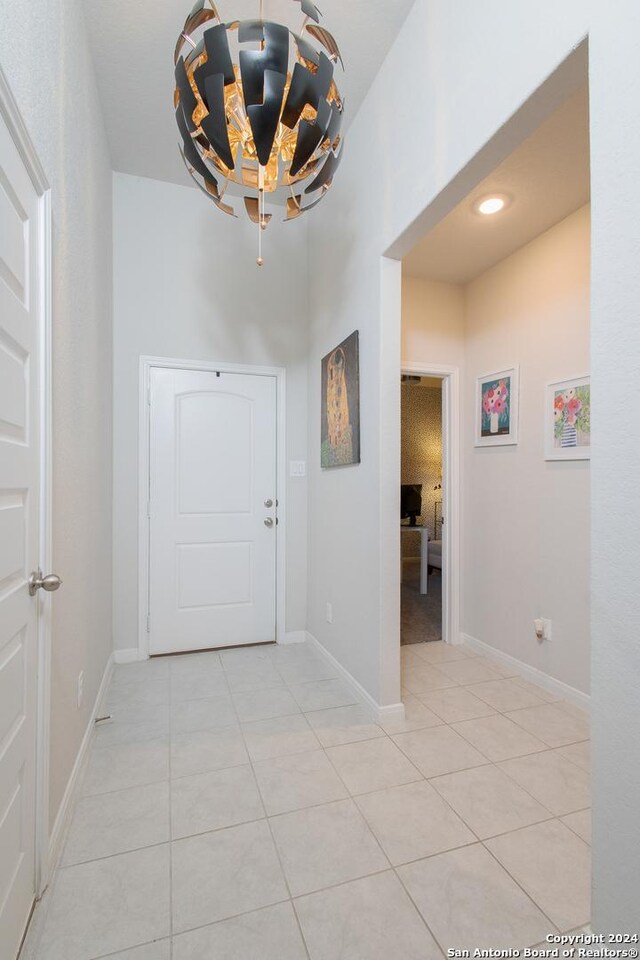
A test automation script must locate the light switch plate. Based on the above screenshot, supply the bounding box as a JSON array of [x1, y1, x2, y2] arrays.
[[290, 460, 306, 478]]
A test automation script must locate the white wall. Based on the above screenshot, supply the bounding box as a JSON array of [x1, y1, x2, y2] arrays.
[[402, 277, 465, 370], [589, 1, 640, 930], [112, 173, 309, 651], [307, 0, 640, 930], [402, 209, 590, 695], [401, 279, 464, 582], [0, 1, 113, 824], [307, 0, 591, 707], [463, 206, 590, 692]]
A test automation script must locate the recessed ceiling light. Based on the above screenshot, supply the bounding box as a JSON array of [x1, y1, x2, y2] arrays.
[[474, 194, 510, 216]]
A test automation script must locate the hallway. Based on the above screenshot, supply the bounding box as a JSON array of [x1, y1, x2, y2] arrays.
[[401, 561, 442, 644], [25, 640, 591, 960]]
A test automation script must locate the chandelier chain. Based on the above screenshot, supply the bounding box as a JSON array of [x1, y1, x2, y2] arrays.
[[173, 0, 344, 263]]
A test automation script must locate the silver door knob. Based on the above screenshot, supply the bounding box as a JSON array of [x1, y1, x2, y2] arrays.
[[264, 499, 273, 508], [29, 570, 63, 597], [264, 518, 274, 527]]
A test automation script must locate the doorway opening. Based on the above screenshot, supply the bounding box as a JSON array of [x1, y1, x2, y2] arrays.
[[397, 77, 590, 676], [390, 66, 592, 930], [400, 375, 445, 646]]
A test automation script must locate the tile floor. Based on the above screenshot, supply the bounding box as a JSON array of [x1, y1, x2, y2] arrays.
[[24, 640, 591, 960]]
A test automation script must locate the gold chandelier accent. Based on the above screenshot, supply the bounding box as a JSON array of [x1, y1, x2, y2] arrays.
[[174, 0, 345, 263]]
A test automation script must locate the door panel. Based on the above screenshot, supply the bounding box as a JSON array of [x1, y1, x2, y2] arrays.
[[177, 392, 253, 515], [149, 369, 277, 654], [0, 344, 27, 436], [177, 542, 253, 610], [0, 497, 25, 581], [0, 108, 41, 959]]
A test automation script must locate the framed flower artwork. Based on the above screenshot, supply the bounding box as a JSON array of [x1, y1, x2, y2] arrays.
[[545, 375, 590, 460], [475, 367, 519, 447]]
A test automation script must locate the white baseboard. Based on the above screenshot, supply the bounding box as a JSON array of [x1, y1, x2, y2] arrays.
[[113, 647, 146, 664], [376, 701, 406, 722], [461, 632, 590, 712], [46, 653, 115, 880], [305, 632, 405, 724], [279, 631, 307, 645]]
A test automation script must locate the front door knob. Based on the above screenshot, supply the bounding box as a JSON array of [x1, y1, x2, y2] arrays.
[[264, 518, 274, 528], [29, 570, 63, 597], [264, 498, 273, 508]]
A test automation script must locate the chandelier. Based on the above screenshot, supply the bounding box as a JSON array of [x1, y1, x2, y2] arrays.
[[174, 0, 345, 264]]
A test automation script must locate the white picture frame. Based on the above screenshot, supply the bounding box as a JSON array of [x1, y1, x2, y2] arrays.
[[475, 367, 519, 447], [545, 375, 590, 461]]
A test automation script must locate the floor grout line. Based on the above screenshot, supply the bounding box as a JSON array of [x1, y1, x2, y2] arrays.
[[92, 936, 170, 960], [231, 689, 313, 960], [392, 860, 450, 958], [30, 640, 591, 958], [492, 758, 590, 819], [479, 836, 564, 936], [59, 771, 591, 872]]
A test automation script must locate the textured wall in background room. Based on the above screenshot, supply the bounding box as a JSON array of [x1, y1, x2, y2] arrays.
[[401, 383, 442, 555]]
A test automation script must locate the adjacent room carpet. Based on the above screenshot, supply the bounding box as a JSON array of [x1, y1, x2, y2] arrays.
[[401, 559, 442, 644]]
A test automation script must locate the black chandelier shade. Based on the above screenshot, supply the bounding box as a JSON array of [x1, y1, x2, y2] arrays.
[[174, 0, 345, 226]]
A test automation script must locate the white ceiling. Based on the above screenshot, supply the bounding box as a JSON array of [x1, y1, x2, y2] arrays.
[[83, 0, 415, 188], [403, 85, 590, 284]]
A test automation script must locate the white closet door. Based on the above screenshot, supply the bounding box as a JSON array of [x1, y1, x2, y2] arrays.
[[0, 104, 42, 958]]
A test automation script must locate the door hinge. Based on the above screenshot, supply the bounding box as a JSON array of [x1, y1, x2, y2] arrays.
[[147, 499, 151, 519], [147, 384, 152, 406], [146, 615, 150, 633]]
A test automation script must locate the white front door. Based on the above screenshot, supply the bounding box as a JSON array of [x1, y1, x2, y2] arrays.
[[0, 106, 43, 957], [148, 368, 278, 654]]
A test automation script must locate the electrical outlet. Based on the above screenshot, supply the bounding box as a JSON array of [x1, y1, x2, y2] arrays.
[[534, 619, 552, 642], [77, 671, 84, 709], [326, 602, 333, 624]]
